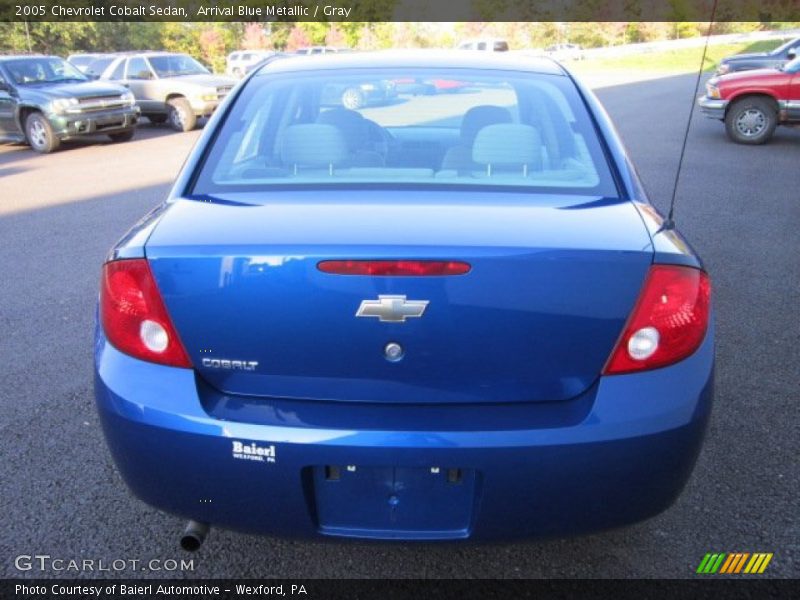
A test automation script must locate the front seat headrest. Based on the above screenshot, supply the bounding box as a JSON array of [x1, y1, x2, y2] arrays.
[[316, 108, 369, 152], [460, 105, 513, 144]]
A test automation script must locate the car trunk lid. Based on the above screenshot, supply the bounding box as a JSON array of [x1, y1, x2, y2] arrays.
[[145, 192, 653, 404]]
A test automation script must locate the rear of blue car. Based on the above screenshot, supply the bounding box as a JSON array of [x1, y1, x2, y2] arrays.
[[94, 53, 713, 543]]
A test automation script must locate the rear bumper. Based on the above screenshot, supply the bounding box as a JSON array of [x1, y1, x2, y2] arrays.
[[698, 96, 728, 120], [51, 107, 139, 139], [94, 322, 714, 541]]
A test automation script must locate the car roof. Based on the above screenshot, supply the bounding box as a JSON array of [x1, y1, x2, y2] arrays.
[[0, 54, 58, 62], [110, 51, 192, 58], [257, 49, 565, 76]]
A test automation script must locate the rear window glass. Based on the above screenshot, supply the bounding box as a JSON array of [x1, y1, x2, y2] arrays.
[[192, 67, 617, 197], [87, 57, 114, 76], [108, 59, 125, 80], [69, 55, 93, 68]]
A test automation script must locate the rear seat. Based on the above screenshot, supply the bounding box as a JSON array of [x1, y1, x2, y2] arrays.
[[472, 124, 543, 176], [280, 123, 349, 175], [279, 123, 433, 179], [316, 108, 385, 167], [440, 105, 513, 173], [437, 124, 544, 180]]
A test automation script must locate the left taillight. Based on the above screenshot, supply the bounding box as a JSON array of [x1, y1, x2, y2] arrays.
[[100, 259, 191, 368], [603, 265, 711, 375]]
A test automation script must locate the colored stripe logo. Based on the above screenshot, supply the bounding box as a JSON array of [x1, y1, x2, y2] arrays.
[[696, 553, 773, 574]]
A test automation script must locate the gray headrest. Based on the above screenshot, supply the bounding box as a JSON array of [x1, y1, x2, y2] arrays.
[[461, 105, 513, 144], [316, 108, 369, 151], [472, 124, 542, 167], [280, 124, 348, 168]]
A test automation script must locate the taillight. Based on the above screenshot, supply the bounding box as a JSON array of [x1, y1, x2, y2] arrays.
[[603, 265, 710, 375], [318, 260, 471, 276], [100, 259, 191, 368]]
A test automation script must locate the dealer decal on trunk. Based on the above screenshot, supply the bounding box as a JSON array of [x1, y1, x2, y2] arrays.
[[231, 441, 276, 463]]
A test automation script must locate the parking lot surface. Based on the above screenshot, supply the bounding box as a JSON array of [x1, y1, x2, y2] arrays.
[[0, 72, 798, 578]]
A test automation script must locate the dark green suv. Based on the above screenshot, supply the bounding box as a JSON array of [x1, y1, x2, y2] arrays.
[[0, 55, 140, 153]]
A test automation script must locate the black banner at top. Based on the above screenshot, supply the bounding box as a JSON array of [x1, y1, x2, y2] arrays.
[[1, 0, 800, 22]]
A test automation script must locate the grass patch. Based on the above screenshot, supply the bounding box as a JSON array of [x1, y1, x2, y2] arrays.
[[571, 39, 789, 75]]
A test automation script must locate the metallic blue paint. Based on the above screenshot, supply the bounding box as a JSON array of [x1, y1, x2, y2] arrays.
[[94, 54, 714, 541], [144, 193, 653, 404], [95, 319, 713, 540]]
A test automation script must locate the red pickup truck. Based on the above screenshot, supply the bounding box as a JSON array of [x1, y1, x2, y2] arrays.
[[698, 57, 800, 144]]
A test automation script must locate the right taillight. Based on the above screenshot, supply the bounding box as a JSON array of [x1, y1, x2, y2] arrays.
[[100, 259, 191, 368], [603, 265, 711, 375]]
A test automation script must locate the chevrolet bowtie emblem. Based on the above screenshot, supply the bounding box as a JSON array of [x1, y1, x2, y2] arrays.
[[356, 295, 429, 323]]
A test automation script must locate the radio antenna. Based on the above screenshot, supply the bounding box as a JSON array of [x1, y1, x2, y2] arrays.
[[659, 0, 719, 232]]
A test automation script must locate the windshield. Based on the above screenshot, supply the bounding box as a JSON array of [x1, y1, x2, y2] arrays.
[[784, 56, 800, 72], [5, 57, 87, 85], [148, 54, 208, 78], [192, 67, 618, 198], [771, 38, 800, 56]]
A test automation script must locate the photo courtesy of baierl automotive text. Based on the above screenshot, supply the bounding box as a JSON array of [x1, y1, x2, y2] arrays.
[[0, 0, 797, 595]]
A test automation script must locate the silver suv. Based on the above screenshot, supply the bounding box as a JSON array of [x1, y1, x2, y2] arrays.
[[226, 51, 275, 78], [99, 52, 235, 131]]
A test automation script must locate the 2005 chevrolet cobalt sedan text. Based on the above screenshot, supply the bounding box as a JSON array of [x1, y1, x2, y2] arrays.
[[94, 51, 713, 548]]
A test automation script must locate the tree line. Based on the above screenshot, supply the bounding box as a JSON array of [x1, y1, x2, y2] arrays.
[[0, 22, 796, 73]]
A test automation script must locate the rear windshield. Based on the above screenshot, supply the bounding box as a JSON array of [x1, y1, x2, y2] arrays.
[[192, 67, 618, 197]]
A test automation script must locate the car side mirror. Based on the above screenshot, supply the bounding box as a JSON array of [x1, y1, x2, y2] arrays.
[[0, 81, 10, 93], [788, 49, 797, 59]]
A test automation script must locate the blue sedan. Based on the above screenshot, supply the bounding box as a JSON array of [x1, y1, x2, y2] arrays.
[[94, 51, 713, 549]]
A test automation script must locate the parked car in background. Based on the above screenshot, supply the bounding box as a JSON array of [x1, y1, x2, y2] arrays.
[[295, 46, 341, 55], [99, 52, 235, 132], [226, 50, 276, 78], [456, 38, 509, 52], [715, 37, 800, 75], [95, 51, 713, 547], [0, 55, 138, 153], [80, 54, 120, 80], [67, 53, 108, 75], [393, 77, 469, 95], [321, 78, 397, 109], [699, 56, 800, 144], [546, 43, 585, 62]]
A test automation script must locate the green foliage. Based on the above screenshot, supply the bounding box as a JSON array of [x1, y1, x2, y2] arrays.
[[0, 21, 791, 73]]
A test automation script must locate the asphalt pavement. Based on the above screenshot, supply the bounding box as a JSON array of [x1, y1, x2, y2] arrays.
[[0, 72, 798, 578]]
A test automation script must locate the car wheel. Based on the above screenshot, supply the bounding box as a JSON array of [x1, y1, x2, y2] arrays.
[[341, 88, 364, 110], [167, 97, 197, 132], [147, 114, 167, 125], [25, 112, 60, 154], [108, 130, 135, 143], [724, 97, 777, 145]]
